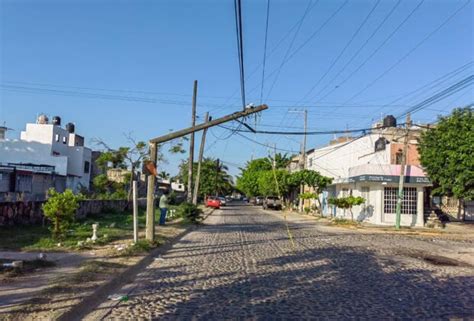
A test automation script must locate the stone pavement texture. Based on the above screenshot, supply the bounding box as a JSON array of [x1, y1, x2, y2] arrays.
[[87, 204, 474, 320]]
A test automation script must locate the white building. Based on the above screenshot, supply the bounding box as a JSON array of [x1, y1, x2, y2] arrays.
[[0, 115, 92, 199], [306, 122, 431, 227]]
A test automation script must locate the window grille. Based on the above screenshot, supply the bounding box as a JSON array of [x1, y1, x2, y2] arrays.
[[384, 187, 417, 214]]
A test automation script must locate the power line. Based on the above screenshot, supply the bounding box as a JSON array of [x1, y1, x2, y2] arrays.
[[207, 0, 320, 114], [310, 0, 402, 103], [220, 124, 394, 136], [234, 0, 246, 110], [264, 0, 315, 100], [318, 0, 425, 103], [342, 0, 471, 105], [396, 75, 474, 119], [259, 0, 271, 105], [351, 61, 473, 127], [296, 0, 382, 106], [234, 131, 298, 153]]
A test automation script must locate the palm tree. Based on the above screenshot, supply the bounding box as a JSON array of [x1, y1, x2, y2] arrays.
[[159, 171, 171, 180]]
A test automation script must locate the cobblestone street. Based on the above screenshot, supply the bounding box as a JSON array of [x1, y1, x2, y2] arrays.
[[87, 204, 474, 320]]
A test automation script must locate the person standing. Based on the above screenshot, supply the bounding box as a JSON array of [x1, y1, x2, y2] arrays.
[[159, 190, 169, 225]]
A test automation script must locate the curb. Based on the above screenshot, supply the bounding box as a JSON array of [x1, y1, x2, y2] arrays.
[[57, 207, 215, 321]]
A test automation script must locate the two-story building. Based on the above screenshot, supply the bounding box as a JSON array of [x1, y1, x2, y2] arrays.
[[306, 117, 431, 227], [0, 115, 92, 200]]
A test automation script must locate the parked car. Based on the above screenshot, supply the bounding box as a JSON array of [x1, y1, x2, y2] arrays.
[[206, 196, 221, 209], [263, 196, 282, 210], [255, 196, 264, 206], [218, 196, 227, 206]]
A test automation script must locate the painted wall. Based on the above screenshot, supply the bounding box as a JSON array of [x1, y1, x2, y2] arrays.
[[0, 139, 69, 175]]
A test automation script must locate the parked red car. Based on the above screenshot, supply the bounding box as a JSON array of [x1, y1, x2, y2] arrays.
[[206, 196, 221, 209]]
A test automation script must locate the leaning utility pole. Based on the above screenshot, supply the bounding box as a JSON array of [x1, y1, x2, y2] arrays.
[[187, 80, 198, 202], [395, 113, 411, 230], [145, 104, 268, 241], [192, 112, 210, 205]]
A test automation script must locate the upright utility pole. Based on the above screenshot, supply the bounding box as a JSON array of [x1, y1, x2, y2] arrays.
[[132, 180, 138, 243], [146, 143, 158, 241], [193, 112, 210, 205], [300, 109, 308, 211], [187, 80, 198, 202], [290, 109, 307, 211], [215, 158, 220, 197], [395, 113, 411, 230]]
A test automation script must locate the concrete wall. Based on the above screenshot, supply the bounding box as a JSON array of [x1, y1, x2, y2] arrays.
[[0, 139, 69, 175], [307, 134, 390, 180], [0, 198, 147, 226], [326, 182, 424, 227]]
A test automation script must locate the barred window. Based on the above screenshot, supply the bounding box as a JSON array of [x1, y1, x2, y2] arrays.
[[384, 187, 417, 214]]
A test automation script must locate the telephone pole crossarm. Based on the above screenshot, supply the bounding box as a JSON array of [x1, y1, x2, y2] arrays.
[[149, 105, 268, 144]]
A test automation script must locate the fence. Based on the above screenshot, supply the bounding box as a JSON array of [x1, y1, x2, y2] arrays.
[[0, 198, 147, 226]]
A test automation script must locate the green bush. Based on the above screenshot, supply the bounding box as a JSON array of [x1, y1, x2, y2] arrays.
[[42, 189, 83, 239], [176, 202, 203, 224], [304, 207, 311, 214]]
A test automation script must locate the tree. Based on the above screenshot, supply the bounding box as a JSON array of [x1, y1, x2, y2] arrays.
[[42, 189, 83, 238], [159, 171, 171, 180], [257, 169, 293, 197], [268, 153, 291, 169], [328, 196, 365, 221], [290, 169, 333, 213], [236, 158, 272, 197], [418, 107, 474, 201], [178, 158, 234, 198], [92, 134, 186, 200]]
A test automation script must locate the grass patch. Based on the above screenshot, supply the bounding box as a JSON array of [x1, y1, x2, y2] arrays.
[[0, 207, 169, 251], [118, 239, 160, 257], [331, 218, 360, 227]]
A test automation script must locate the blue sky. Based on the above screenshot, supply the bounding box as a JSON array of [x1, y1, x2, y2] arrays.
[[1, 0, 472, 177]]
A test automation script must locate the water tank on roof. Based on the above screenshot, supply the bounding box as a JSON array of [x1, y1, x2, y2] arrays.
[[383, 115, 397, 128], [52, 116, 61, 126], [375, 137, 387, 152], [66, 122, 75, 133], [37, 114, 49, 124]]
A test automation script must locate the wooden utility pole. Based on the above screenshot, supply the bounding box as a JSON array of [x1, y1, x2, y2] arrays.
[[145, 104, 268, 240], [132, 180, 138, 243], [187, 80, 198, 202], [215, 158, 220, 196], [192, 112, 209, 205], [395, 113, 411, 230], [145, 142, 158, 241], [290, 109, 307, 212]]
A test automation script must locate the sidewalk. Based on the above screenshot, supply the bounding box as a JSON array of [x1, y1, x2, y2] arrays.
[[0, 207, 213, 321]]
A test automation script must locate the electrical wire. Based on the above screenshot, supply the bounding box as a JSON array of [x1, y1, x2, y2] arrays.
[[396, 75, 474, 119], [310, 0, 402, 103], [264, 0, 315, 101], [341, 0, 471, 106], [259, 0, 271, 105], [234, 0, 246, 110], [296, 0, 382, 106], [318, 0, 425, 104]]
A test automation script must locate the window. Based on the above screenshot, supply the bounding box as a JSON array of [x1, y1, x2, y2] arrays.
[[55, 134, 60, 142], [395, 149, 403, 165], [62, 136, 67, 144], [84, 161, 90, 174], [384, 187, 417, 214], [309, 157, 313, 167]]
